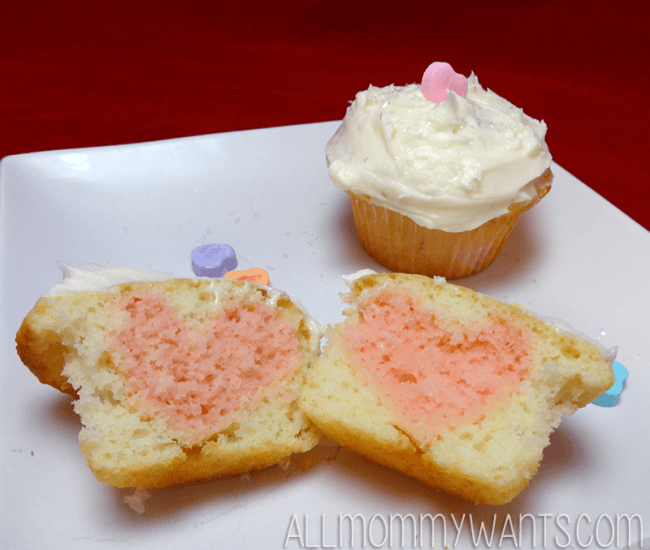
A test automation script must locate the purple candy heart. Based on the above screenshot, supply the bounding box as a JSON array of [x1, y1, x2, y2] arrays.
[[191, 243, 238, 277]]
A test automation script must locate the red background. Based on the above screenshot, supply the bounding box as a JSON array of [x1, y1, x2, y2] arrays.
[[2, 0, 648, 231]]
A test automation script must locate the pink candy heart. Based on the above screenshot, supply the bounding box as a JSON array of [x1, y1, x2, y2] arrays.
[[421, 62, 468, 103]]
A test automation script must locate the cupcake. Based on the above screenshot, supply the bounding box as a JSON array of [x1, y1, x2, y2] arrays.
[[300, 272, 615, 504], [325, 62, 552, 279], [16, 265, 323, 489]]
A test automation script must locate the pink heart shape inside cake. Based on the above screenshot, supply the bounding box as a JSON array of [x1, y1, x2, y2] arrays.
[[343, 290, 531, 443], [421, 62, 468, 103], [108, 288, 300, 442]]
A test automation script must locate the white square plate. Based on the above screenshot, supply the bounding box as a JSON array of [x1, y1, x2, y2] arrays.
[[1, 122, 648, 549]]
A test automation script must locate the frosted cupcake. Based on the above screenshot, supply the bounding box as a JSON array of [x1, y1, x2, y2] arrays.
[[325, 62, 552, 279]]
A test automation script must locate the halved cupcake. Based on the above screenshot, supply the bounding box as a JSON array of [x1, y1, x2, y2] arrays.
[[300, 272, 614, 504], [16, 265, 323, 489]]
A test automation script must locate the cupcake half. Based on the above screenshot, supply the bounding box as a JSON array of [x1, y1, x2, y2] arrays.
[[16, 265, 323, 489], [300, 272, 615, 504]]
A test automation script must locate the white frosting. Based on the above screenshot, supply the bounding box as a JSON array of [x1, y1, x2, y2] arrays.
[[325, 73, 552, 232], [44, 263, 174, 296], [342, 269, 379, 286]]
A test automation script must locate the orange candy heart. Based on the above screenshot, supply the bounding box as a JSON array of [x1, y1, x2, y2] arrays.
[[223, 268, 270, 286]]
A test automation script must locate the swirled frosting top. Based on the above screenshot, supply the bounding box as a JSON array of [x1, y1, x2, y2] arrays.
[[325, 74, 552, 232]]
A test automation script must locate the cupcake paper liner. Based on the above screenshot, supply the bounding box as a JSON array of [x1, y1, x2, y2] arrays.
[[348, 169, 552, 280]]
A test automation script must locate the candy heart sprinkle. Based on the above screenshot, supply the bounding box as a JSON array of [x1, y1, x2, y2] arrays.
[[421, 62, 468, 103]]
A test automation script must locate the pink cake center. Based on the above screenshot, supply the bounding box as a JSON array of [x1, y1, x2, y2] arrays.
[[343, 291, 531, 434], [109, 289, 300, 442]]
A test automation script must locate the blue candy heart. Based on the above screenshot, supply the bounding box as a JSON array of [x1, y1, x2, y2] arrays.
[[592, 361, 628, 407]]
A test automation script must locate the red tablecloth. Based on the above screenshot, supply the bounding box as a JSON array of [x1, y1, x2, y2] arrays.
[[2, 0, 648, 231]]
